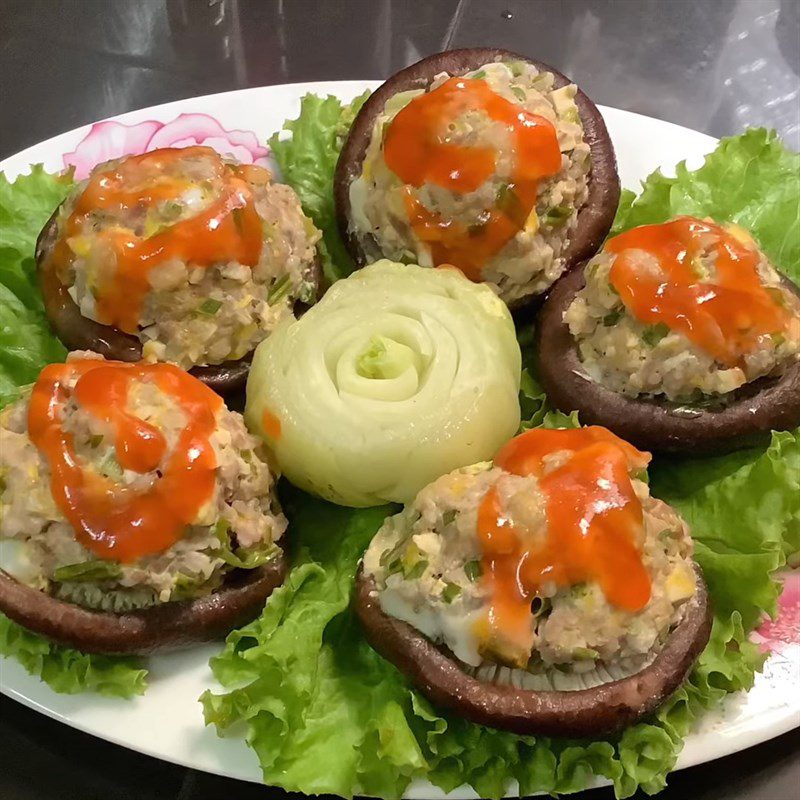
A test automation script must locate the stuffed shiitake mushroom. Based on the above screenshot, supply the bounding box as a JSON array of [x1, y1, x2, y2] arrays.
[[36, 146, 321, 394], [335, 48, 620, 308], [0, 352, 287, 654], [537, 217, 800, 453], [356, 426, 711, 737]]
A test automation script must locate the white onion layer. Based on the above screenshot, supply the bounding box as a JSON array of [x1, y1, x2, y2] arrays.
[[245, 260, 521, 506]]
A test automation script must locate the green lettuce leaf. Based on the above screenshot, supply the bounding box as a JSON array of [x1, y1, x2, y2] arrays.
[[0, 167, 71, 405], [203, 471, 771, 799], [0, 115, 793, 790], [201, 387, 785, 799], [0, 165, 73, 253], [517, 326, 580, 432], [202, 489, 415, 797], [612, 127, 800, 282], [268, 91, 371, 283], [0, 615, 147, 698], [651, 430, 800, 626], [0, 166, 148, 695], [202, 127, 798, 799]]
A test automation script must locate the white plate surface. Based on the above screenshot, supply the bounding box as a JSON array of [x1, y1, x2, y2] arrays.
[[1, 80, 798, 797]]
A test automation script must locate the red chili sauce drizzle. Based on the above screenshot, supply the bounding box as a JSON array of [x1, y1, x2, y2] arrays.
[[382, 77, 562, 279], [476, 427, 652, 650], [28, 359, 222, 563], [607, 217, 791, 366], [51, 146, 265, 334]]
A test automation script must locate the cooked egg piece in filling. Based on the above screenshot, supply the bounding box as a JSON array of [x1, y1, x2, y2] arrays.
[[565, 217, 800, 402], [363, 427, 697, 680], [48, 147, 321, 369], [349, 59, 591, 304], [0, 351, 285, 612]]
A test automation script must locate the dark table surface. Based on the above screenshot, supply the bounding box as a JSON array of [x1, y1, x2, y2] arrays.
[[1, 1, 799, 798]]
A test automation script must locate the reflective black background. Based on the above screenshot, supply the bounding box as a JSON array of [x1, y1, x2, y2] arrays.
[[2, 0, 800, 159], [1, 1, 799, 798]]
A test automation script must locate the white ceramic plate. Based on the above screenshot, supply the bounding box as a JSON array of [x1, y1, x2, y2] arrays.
[[1, 80, 799, 798]]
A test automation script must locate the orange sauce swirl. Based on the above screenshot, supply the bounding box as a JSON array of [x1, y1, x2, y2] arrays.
[[607, 217, 791, 366], [28, 358, 222, 563], [477, 427, 652, 651], [51, 146, 265, 334], [383, 77, 562, 279]]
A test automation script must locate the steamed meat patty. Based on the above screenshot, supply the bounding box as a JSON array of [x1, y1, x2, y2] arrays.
[[43, 147, 320, 370], [565, 218, 800, 403], [347, 58, 591, 304], [363, 427, 699, 683], [0, 351, 286, 612]]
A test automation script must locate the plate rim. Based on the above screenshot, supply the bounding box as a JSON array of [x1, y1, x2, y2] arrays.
[[0, 78, 796, 799], [0, 79, 720, 178]]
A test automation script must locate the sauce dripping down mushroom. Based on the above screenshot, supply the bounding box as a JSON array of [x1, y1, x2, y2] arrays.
[[383, 77, 561, 279], [607, 217, 792, 366], [50, 147, 265, 334], [477, 427, 652, 656], [28, 358, 222, 562]]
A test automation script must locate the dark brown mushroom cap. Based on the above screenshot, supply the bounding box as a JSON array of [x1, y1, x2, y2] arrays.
[[354, 565, 711, 738], [334, 48, 620, 307], [0, 548, 287, 656], [35, 208, 320, 395], [536, 265, 800, 454]]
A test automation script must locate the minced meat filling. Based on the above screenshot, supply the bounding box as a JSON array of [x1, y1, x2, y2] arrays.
[[565, 242, 800, 402], [349, 59, 591, 304], [56, 150, 321, 369], [0, 351, 286, 612], [363, 461, 696, 674]]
